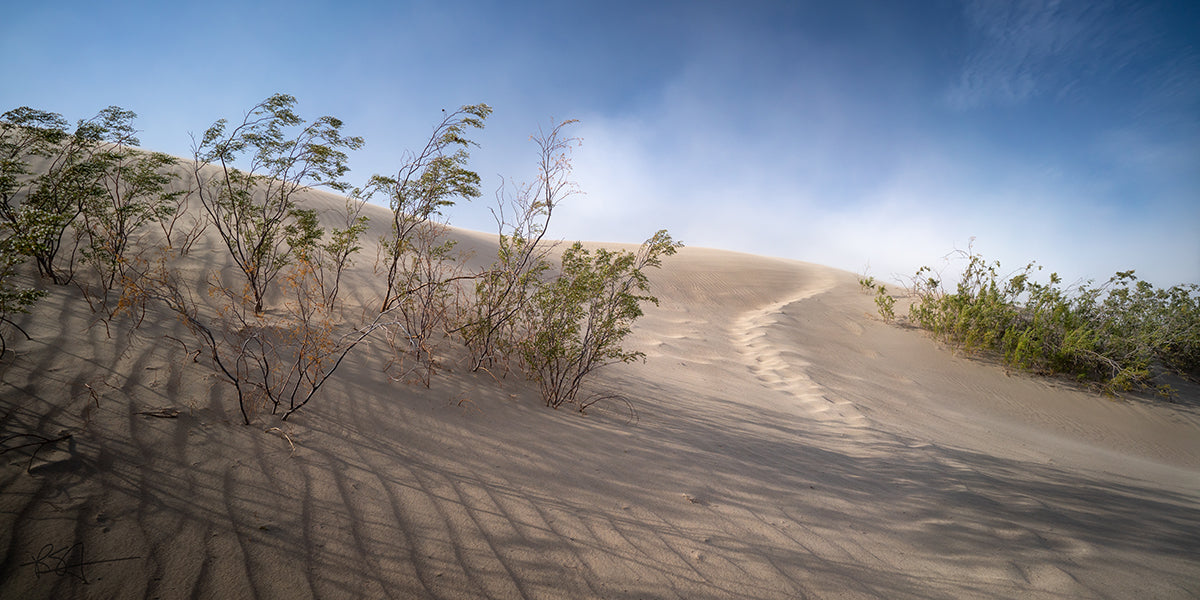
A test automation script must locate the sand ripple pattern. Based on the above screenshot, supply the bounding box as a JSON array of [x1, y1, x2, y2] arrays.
[[4, 237, 1199, 599], [729, 275, 869, 432]]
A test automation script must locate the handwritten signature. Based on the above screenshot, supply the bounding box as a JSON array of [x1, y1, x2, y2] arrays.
[[20, 543, 141, 584]]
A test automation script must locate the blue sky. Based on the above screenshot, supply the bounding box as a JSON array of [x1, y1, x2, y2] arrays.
[[3, 0, 1197, 286]]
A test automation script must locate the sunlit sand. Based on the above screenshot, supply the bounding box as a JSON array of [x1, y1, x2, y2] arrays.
[[2, 184, 1198, 599]]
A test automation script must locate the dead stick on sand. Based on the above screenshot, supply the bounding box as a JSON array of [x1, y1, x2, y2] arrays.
[[265, 427, 296, 455], [136, 408, 180, 418], [84, 383, 100, 408]]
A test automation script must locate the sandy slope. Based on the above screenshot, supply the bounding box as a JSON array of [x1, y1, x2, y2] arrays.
[[1, 188, 1198, 599]]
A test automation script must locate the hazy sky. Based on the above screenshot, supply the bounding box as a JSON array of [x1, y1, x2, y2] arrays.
[[3, 0, 1197, 286]]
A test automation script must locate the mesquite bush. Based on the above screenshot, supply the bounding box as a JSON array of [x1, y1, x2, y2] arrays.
[[900, 247, 1199, 396]]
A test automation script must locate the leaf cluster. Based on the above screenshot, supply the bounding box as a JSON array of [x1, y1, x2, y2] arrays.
[[520, 231, 681, 409], [460, 119, 579, 373], [858, 276, 896, 322], [5, 96, 681, 427], [1, 105, 185, 333], [903, 248, 1199, 396], [366, 104, 492, 313], [192, 93, 364, 314]]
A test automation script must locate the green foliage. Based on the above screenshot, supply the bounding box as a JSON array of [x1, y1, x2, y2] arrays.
[[874, 284, 896, 322], [193, 93, 364, 314], [461, 119, 578, 373], [463, 231, 552, 373], [0, 107, 112, 284], [383, 220, 465, 387], [367, 104, 491, 312], [358, 104, 491, 384], [284, 207, 324, 259], [0, 106, 138, 345], [858, 274, 895, 322], [0, 230, 46, 355], [520, 230, 681, 409], [1, 105, 184, 322], [903, 247, 1200, 396], [315, 199, 370, 309], [279, 197, 372, 312], [74, 108, 182, 308], [5, 99, 684, 423], [0, 107, 70, 201]]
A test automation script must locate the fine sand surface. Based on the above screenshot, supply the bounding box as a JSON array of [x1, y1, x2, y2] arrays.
[[2, 186, 1199, 599]]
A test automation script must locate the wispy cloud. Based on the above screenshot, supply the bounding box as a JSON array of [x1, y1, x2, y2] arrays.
[[945, 0, 1123, 109], [2, 0, 1195, 286]]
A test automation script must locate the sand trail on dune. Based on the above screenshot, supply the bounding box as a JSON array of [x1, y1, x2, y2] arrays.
[[728, 271, 870, 433], [1, 182, 1198, 599]]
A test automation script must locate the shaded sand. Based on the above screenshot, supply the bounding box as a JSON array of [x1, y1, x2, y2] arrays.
[[2, 187, 1199, 598]]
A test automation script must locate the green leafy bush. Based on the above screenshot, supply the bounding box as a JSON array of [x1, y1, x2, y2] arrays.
[[1, 106, 107, 285], [874, 284, 896, 322], [191, 93, 364, 315], [520, 231, 681, 409], [857, 274, 895, 322], [461, 119, 577, 375], [0, 231, 45, 355], [900, 248, 1199, 396], [5, 98, 683, 422]]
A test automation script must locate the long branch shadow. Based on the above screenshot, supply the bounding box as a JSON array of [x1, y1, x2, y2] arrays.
[[3, 274, 1199, 599]]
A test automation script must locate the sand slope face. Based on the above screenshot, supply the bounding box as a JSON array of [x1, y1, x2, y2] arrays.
[[2, 187, 1199, 599]]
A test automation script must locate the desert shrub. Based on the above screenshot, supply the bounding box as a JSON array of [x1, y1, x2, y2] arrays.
[[857, 274, 896, 322], [191, 93, 363, 314], [912, 253, 1024, 351], [363, 104, 491, 382], [73, 108, 184, 313], [137, 95, 373, 424], [519, 230, 681, 409], [134, 191, 384, 424], [138, 251, 383, 424], [0, 107, 109, 285], [368, 104, 491, 313], [311, 198, 369, 311], [462, 229, 553, 375], [0, 108, 63, 351], [7, 98, 685, 421], [873, 284, 896, 322], [0, 232, 45, 356], [1, 105, 185, 340], [460, 119, 578, 374], [901, 247, 1199, 395], [381, 219, 466, 387]]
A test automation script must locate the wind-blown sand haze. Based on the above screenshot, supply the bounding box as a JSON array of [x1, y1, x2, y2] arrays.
[[2, 187, 1198, 599]]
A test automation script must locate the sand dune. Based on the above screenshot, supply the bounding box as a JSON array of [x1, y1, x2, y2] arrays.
[[1, 187, 1198, 599]]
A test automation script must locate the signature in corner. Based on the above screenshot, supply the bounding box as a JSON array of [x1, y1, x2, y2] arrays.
[[20, 542, 141, 584]]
